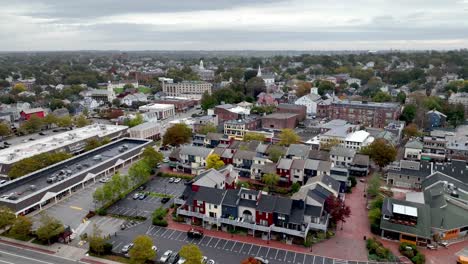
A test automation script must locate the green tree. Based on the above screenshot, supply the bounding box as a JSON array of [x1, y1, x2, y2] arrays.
[[243, 132, 266, 142], [200, 91, 217, 111], [123, 83, 135, 90], [403, 123, 420, 138], [128, 160, 151, 185], [0, 123, 11, 137], [291, 182, 301, 193], [179, 244, 203, 264], [362, 139, 397, 170], [43, 113, 58, 127], [19, 115, 44, 134], [74, 114, 91, 127], [262, 173, 280, 188], [206, 154, 225, 170], [0, 206, 16, 229], [124, 113, 144, 128], [266, 145, 285, 162], [317, 80, 335, 95], [162, 123, 192, 146], [367, 174, 382, 198], [56, 115, 73, 128], [12, 83, 27, 94], [245, 77, 266, 97], [396, 91, 406, 104], [93, 186, 107, 206], [399, 104, 417, 123], [278, 129, 301, 146], [9, 216, 32, 240], [129, 235, 156, 264], [445, 103, 465, 127], [88, 224, 106, 256], [36, 213, 64, 245], [372, 91, 392, 102], [198, 123, 217, 135], [141, 146, 164, 168]]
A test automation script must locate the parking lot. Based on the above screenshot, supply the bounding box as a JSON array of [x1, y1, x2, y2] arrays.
[[31, 182, 101, 230], [107, 177, 186, 219], [110, 221, 399, 264]]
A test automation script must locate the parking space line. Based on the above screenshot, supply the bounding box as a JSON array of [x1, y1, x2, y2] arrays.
[[247, 244, 253, 255], [160, 229, 168, 237], [214, 239, 221, 248], [167, 230, 176, 238], [312, 256, 315, 264], [230, 241, 237, 251], [266, 248, 270, 259], [146, 226, 155, 235], [154, 227, 164, 235], [283, 251, 287, 262], [205, 237, 213, 246], [275, 249, 279, 260], [114, 242, 123, 250], [239, 243, 245, 254], [222, 240, 229, 250], [175, 231, 183, 240], [293, 253, 296, 263]]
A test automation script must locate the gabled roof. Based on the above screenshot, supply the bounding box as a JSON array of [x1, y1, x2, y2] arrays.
[[233, 150, 256, 160], [222, 189, 239, 207], [22, 107, 44, 114], [179, 145, 213, 158], [192, 169, 225, 188], [405, 140, 423, 149], [277, 158, 293, 170], [291, 159, 306, 170], [286, 144, 311, 158], [256, 194, 277, 212], [193, 186, 226, 205], [330, 146, 356, 158], [274, 196, 293, 215]]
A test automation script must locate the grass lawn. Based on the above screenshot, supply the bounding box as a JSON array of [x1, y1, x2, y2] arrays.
[[137, 86, 152, 94]]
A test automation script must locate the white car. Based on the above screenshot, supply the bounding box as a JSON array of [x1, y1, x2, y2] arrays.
[[206, 260, 215, 264], [254, 257, 269, 264], [174, 178, 181, 183], [160, 250, 173, 263], [201, 256, 208, 263], [177, 257, 186, 264], [152, 246, 158, 252], [169, 177, 175, 183], [121, 243, 134, 254], [99, 177, 110, 183]]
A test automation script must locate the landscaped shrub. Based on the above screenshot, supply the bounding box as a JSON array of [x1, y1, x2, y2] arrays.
[[366, 237, 397, 262], [399, 242, 425, 264], [152, 207, 169, 227]]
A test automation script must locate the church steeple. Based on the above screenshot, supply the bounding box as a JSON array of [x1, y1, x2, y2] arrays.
[[199, 60, 204, 70], [257, 65, 262, 77]]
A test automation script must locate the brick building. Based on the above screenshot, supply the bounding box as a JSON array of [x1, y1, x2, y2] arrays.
[[153, 97, 197, 112], [329, 101, 401, 128], [277, 104, 307, 121], [262, 113, 299, 130]]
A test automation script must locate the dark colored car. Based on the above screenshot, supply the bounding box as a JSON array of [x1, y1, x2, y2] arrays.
[[138, 192, 148, 200], [138, 185, 146, 191], [161, 197, 170, 204], [187, 228, 204, 239]]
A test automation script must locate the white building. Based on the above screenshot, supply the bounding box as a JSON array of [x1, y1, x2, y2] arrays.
[[257, 66, 275, 85], [128, 121, 161, 140], [107, 80, 139, 91], [139, 103, 175, 120], [404, 140, 423, 161], [121, 93, 148, 106], [344, 130, 374, 150], [330, 146, 356, 167], [294, 92, 322, 115]]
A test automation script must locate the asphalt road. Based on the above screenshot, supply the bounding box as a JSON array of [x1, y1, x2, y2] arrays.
[[0, 242, 84, 264]]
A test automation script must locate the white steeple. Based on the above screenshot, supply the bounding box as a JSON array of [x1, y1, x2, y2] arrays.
[[257, 65, 262, 77], [199, 60, 204, 70]]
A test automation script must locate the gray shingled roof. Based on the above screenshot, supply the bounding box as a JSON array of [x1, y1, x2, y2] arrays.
[[179, 145, 213, 158], [277, 158, 293, 169], [286, 144, 311, 158], [330, 146, 356, 158]]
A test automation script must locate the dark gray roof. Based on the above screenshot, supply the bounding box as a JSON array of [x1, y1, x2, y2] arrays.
[[432, 160, 468, 184], [289, 206, 305, 224], [256, 194, 277, 212], [233, 150, 256, 160], [330, 146, 356, 158], [308, 150, 330, 161], [193, 186, 225, 205], [222, 189, 239, 207], [238, 198, 257, 208], [352, 154, 370, 166], [277, 158, 293, 169], [305, 205, 322, 217], [206, 132, 227, 141], [274, 196, 293, 215], [179, 145, 212, 158], [291, 159, 306, 170], [321, 175, 341, 193]]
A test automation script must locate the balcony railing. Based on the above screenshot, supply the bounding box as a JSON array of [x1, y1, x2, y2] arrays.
[[176, 208, 326, 238]]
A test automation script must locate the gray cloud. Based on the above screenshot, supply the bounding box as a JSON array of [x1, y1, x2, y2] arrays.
[[0, 0, 467, 50]]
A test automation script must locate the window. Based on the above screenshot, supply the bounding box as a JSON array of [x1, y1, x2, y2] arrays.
[[278, 214, 286, 221], [214, 205, 217, 209]]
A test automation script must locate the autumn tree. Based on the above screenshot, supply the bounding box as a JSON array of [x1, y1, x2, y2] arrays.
[[12, 83, 27, 94], [206, 154, 225, 170], [324, 196, 351, 226], [296, 81, 312, 97], [403, 123, 420, 138], [163, 123, 192, 146], [278, 129, 301, 146], [36, 213, 64, 245], [129, 235, 156, 264], [241, 257, 260, 264], [262, 173, 280, 188], [0, 206, 16, 229], [361, 139, 397, 170], [372, 91, 392, 102], [179, 244, 203, 264], [198, 123, 217, 135], [9, 216, 32, 240]]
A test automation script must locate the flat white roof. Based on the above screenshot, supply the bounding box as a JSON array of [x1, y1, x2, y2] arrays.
[[139, 103, 175, 111], [0, 124, 128, 165], [345, 130, 370, 143], [393, 204, 418, 217]]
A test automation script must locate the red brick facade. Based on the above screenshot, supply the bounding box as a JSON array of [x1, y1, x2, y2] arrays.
[[261, 113, 298, 130], [277, 104, 307, 121]]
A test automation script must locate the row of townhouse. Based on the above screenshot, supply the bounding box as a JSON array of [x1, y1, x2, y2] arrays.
[[170, 140, 370, 189], [176, 169, 340, 243]]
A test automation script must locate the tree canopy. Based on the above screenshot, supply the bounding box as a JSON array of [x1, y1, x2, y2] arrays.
[[35, 213, 64, 245], [198, 123, 217, 135], [8, 152, 72, 179], [262, 173, 280, 187], [324, 196, 351, 225], [243, 132, 266, 142], [278, 129, 301, 146], [179, 244, 203, 264], [129, 235, 156, 264], [0, 206, 16, 229], [141, 146, 164, 168], [361, 139, 397, 170], [163, 123, 192, 146], [206, 154, 225, 170], [9, 216, 32, 240]]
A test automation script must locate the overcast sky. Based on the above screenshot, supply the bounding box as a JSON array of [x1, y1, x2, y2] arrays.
[[1, 0, 468, 51]]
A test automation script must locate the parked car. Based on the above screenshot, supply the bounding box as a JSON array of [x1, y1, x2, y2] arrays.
[[161, 197, 170, 204], [39, 132, 47, 136], [254, 257, 269, 264], [187, 228, 203, 239], [206, 260, 215, 264], [177, 257, 186, 264], [133, 193, 141, 200], [167, 253, 180, 264], [0, 180, 7, 185], [169, 177, 175, 183], [138, 192, 148, 200], [121, 243, 134, 254], [152, 245, 158, 252], [29, 138, 35, 141], [174, 178, 181, 183], [159, 250, 173, 263], [99, 177, 110, 183], [138, 185, 147, 191]]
